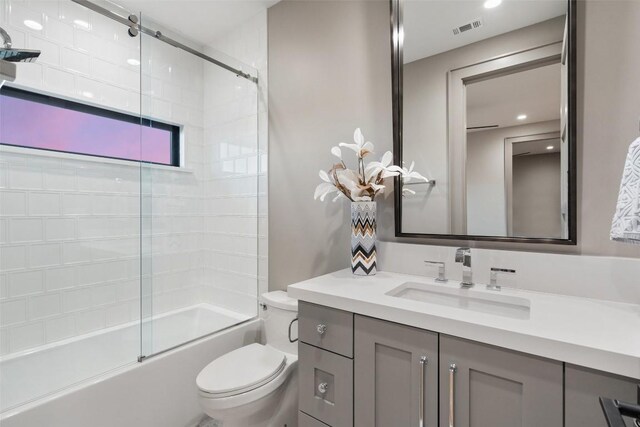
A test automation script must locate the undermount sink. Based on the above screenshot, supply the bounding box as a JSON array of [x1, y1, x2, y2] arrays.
[[386, 282, 531, 319]]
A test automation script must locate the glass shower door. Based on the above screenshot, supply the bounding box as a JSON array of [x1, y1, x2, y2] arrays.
[[0, 0, 143, 411], [138, 16, 259, 358]]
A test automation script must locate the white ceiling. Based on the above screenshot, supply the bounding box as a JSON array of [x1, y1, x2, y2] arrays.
[[115, 0, 279, 46], [403, 0, 567, 64], [466, 62, 561, 130]]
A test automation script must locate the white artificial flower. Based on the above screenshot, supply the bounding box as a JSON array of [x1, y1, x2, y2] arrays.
[[339, 128, 374, 159], [371, 182, 385, 191], [336, 168, 360, 192], [401, 161, 430, 184], [365, 151, 403, 182], [336, 169, 365, 200], [319, 170, 331, 183], [332, 192, 347, 202], [314, 127, 428, 203], [314, 182, 339, 201], [338, 169, 375, 201]]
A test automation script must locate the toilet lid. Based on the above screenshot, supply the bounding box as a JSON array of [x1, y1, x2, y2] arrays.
[[196, 343, 287, 395]]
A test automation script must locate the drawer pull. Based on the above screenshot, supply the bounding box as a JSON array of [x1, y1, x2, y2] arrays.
[[419, 356, 428, 427], [316, 324, 327, 335], [449, 363, 457, 427], [317, 382, 329, 394]]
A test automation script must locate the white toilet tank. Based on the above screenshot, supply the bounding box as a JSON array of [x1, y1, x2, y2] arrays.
[[260, 291, 298, 355]]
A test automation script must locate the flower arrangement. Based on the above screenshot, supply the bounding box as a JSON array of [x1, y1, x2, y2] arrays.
[[314, 128, 430, 202]]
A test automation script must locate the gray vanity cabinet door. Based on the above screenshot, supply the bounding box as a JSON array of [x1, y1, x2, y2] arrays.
[[354, 315, 438, 427], [439, 335, 563, 427], [565, 364, 639, 427], [299, 343, 353, 427], [299, 411, 331, 427]]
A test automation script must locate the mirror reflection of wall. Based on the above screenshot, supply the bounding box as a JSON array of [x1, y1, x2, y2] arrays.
[[400, 0, 571, 240]]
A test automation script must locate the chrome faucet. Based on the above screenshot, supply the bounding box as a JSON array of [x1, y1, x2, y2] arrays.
[[488, 267, 516, 291], [455, 248, 473, 288], [424, 260, 447, 283]]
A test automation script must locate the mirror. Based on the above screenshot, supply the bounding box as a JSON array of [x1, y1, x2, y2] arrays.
[[392, 0, 576, 244]]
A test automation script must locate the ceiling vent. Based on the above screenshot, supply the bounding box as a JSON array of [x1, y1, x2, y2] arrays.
[[452, 18, 483, 35]]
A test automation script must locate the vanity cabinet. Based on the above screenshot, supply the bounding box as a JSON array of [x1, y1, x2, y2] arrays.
[[299, 301, 353, 358], [439, 335, 563, 427], [354, 316, 438, 427], [299, 411, 330, 427], [298, 302, 354, 427], [297, 303, 638, 427], [565, 364, 639, 427]]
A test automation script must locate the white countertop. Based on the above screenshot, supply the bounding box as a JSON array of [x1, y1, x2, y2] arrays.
[[288, 269, 640, 379]]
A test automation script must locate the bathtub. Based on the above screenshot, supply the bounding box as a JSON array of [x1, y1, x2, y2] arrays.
[[0, 304, 260, 427]]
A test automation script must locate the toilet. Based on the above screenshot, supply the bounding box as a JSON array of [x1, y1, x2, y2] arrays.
[[197, 291, 299, 427]]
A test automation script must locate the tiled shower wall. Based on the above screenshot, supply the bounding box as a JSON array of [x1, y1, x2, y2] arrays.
[[0, 0, 266, 356], [1, 0, 145, 357], [202, 10, 268, 314], [141, 32, 208, 321]]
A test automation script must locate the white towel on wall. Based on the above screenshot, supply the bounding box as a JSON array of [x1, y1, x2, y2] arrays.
[[611, 137, 640, 244]]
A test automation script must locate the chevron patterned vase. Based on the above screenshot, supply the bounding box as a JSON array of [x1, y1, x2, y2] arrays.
[[351, 201, 377, 276]]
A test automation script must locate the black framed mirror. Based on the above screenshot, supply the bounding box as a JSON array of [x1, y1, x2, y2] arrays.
[[391, 0, 577, 244]]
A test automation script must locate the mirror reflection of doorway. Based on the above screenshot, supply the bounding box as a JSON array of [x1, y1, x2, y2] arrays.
[[464, 60, 566, 239]]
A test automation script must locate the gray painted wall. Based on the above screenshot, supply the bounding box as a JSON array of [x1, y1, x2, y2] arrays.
[[268, 0, 393, 290], [268, 0, 640, 291], [577, 0, 640, 258]]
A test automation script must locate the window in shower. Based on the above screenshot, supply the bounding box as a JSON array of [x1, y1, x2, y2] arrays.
[[0, 86, 180, 166]]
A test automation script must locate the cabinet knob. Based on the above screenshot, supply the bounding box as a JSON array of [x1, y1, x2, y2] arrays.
[[316, 324, 327, 335], [318, 382, 329, 394]]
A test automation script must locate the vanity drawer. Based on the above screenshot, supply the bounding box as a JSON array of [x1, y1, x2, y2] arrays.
[[299, 411, 331, 427], [299, 342, 353, 427], [299, 301, 353, 357]]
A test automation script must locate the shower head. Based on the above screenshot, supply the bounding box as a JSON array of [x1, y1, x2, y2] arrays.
[[0, 49, 41, 63], [0, 26, 40, 63]]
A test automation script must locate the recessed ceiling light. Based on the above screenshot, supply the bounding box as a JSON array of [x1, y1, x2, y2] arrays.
[[24, 20, 43, 31], [127, 58, 141, 66], [517, 114, 527, 120], [82, 91, 94, 99], [546, 145, 555, 150], [484, 0, 502, 9], [73, 19, 90, 29]]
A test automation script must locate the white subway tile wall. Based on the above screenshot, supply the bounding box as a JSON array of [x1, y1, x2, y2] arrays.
[[0, 151, 144, 356], [0, 1, 267, 356], [202, 11, 269, 315]]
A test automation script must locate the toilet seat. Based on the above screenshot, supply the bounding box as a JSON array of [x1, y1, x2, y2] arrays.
[[197, 345, 298, 412], [197, 343, 287, 398]]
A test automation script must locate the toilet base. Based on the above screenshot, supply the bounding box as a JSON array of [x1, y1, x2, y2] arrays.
[[200, 370, 298, 427], [195, 416, 220, 427]]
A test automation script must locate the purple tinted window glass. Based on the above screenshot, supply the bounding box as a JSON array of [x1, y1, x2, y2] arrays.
[[0, 89, 177, 166]]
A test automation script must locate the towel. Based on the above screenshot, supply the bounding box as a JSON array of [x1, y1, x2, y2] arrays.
[[611, 137, 640, 244]]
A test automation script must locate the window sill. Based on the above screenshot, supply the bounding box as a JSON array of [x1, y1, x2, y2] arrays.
[[0, 145, 194, 174]]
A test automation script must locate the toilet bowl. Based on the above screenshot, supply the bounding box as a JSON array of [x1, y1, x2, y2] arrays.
[[197, 291, 298, 427]]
